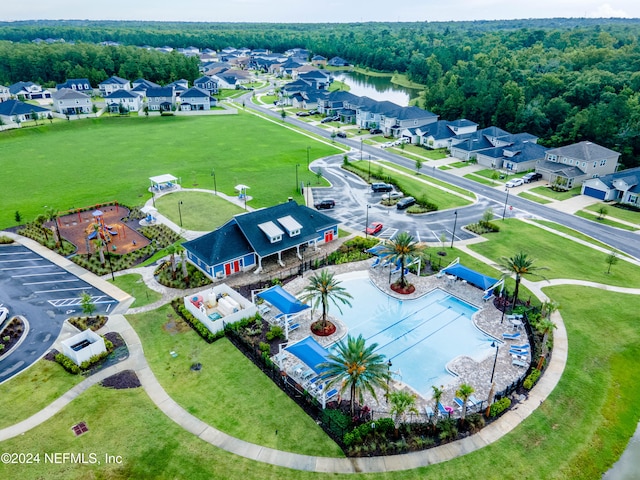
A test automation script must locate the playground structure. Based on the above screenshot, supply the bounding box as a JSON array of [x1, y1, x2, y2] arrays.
[[53, 203, 150, 255]]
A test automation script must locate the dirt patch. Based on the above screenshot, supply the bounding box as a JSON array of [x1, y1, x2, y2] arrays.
[[100, 370, 141, 389], [163, 316, 191, 335]]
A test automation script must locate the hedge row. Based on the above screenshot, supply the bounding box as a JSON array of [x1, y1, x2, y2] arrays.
[[171, 299, 224, 343]]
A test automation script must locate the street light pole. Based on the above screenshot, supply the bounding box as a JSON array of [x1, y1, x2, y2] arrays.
[[450, 210, 458, 249], [365, 204, 370, 239], [368, 155, 371, 182], [502, 188, 510, 220], [295, 163, 300, 194], [178, 200, 183, 227], [360, 138, 363, 161], [386, 359, 392, 403], [490, 341, 499, 383], [211, 169, 217, 195]]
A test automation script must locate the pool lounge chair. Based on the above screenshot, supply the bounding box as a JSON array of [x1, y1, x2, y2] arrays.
[[425, 406, 434, 418], [512, 359, 528, 368], [325, 388, 339, 400], [509, 348, 529, 356], [437, 402, 452, 417], [502, 332, 521, 340], [511, 344, 530, 350], [371, 257, 381, 268]]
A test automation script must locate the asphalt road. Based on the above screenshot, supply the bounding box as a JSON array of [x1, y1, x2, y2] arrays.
[[0, 244, 117, 383], [245, 95, 640, 261]]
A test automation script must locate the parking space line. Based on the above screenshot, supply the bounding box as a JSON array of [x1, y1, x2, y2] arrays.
[[0, 258, 44, 263], [0, 265, 56, 271], [49, 295, 117, 307], [415, 230, 421, 242], [12, 272, 68, 278], [0, 251, 33, 256], [34, 286, 92, 294], [23, 279, 80, 286]]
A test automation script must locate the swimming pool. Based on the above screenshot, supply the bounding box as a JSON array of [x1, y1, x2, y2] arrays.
[[332, 274, 497, 397]]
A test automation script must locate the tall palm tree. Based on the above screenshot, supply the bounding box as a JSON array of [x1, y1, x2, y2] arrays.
[[456, 383, 475, 421], [432, 385, 444, 421], [318, 334, 390, 416], [44, 207, 61, 249], [497, 251, 549, 307], [535, 318, 557, 370], [300, 269, 352, 330], [379, 231, 419, 288], [178, 247, 189, 283], [389, 390, 419, 437], [166, 245, 177, 279]]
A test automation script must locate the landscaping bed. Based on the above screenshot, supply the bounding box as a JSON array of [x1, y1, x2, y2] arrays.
[[0, 317, 26, 357]]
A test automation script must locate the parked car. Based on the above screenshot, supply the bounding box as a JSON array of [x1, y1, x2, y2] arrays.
[[365, 222, 384, 235], [320, 116, 334, 123], [371, 182, 393, 193], [296, 111, 310, 117], [522, 172, 542, 183], [308, 109, 319, 115], [369, 128, 383, 134], [336, 131, 347, 138], [382, 191, 404, 201], [314, 199, 335, 210], [505, 178, 525, 188], [396, 196, 416, 210]]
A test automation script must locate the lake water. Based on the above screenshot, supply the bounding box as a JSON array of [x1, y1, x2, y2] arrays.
[[331, 71, 421, 107]]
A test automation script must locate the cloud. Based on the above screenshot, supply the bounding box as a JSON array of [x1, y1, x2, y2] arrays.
[[589, 3, 631, 18]]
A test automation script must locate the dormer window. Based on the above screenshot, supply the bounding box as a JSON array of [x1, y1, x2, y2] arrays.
[[258, 221, 284, 243], [277, 215, 302, 237]]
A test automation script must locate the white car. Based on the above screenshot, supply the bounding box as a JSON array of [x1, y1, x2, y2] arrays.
[[505, 178, 524, 188], [382, 191, 404, 200]]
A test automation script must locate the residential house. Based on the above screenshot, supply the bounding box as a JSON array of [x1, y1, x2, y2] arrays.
[[328, 56, 349, 67], [194, 75, 218, 95], [311, 55, 327, 67], [449, 126, 511, 161], [56, 78, 92, 92], [146, 87, 176, 112], [98, 76, 131, 96], [405, 119, 478, 148], [298, 70, 332, 90], [9, 81, 52, 100], [0, 85, 10, 103], [0, 99, 50, 124], [476, 141, 547, 172], [581, 167, 640, 205], [536, 141, 620, 189], [290, 89, 324, 110], [180, 87, 214, 111], [104, 89, 142, 113], [183, 201, 338, 281], [383, 106, 438, 138], [52, 88, 92, 115], [211, 71, 251, 90], [166, 79, 189, 98], [317, 90, 359, 116]]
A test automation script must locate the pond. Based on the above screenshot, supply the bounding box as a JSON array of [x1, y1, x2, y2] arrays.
[[331, 70, 422, 107]]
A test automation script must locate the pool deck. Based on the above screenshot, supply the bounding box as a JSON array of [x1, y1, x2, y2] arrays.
[[280, 260, 530, 418]]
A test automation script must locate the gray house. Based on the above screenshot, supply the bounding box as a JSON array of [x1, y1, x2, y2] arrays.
[[476, 141, 547, 172], [98, 76, 131, 96], [194, 76, 218, 95], [52, 88, 92, 115], [581, 167, 640, 205], [180, 87, 214, 111], [146, 87, 176, 112]]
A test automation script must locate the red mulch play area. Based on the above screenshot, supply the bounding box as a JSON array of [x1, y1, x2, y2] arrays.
[[55, 204, 149, 255]]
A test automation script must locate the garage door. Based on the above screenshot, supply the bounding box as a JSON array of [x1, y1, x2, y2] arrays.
[[583, 186, 607, 200]]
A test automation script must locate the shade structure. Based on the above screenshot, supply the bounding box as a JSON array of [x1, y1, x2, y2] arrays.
[[366, 243, 387, 256], [442, 263, 498, 290], [285, 336, 330, 375], [257, 285, 310, 315]]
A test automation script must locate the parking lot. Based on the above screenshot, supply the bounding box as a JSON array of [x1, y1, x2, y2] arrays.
[[0, 244, 118, 383]]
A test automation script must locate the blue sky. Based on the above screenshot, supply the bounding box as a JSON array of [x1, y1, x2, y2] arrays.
[[3, 1, 639, 23]]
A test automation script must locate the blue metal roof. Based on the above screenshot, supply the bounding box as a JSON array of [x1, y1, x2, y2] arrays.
[[257, 285, 309, 315], [285, 336, 330, 374], [442, 264, 498, 290]]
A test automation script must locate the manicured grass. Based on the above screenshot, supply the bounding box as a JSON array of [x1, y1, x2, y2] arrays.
[[518, 191, 552, 204], [0, 359, 82, 429], [328, 80, 349, 92], [438, 165, 453, 170], [108, 273, 162, 308], [530, 219, 629, 256], [448, 161, 469, 168], [125, 306, 343, 457], [529, 185, 582, 201], [154, 191, 245, 231], [575, 210, 638, 231], [463, 173, 501, 186], [388, 145, 448, 161], [349, 161, 473, 209], [0, 113, 340, 229], [469, 219, 640, 287], [379, 161, 475, 198], [583, 202, 640, 226]]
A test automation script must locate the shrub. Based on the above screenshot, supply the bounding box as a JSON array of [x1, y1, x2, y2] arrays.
[[2, 336, 9, 342], [171, 299, 224, 343], [266, 325, 284, 341], [54, 353, 81, 374], [489, 397, 512, 417], [0, 235, 13, 244], [524, 368, 541, 390], [258, 342, 270, 354]]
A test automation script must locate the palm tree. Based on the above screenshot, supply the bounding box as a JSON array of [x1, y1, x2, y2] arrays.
[[536, 318, 557, 370], [166, 245, 177, 279], [92, 238, 105, 265], [318, 334, 390, 416], [379, 231, 419, 288], [179, 247, 189, 283], [34, 214, 49, 243], [44, 207, 61, 249], [300, 269, 352, 331], [497, 251, 549, 307], [389, 390, 419, 437], [432, 385, 444, 421], [456, 383, 475, 421]]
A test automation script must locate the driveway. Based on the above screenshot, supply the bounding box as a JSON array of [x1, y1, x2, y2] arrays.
[[0, 244, 118, 383]]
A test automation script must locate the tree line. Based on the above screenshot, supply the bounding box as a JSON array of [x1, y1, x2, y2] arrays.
[[1, 19, 639, 167]]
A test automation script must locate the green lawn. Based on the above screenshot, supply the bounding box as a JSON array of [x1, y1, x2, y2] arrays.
[[108, 273, 162, 308], [154, 191, 245, 231], [448, 161, 469, 168], [583, 202, 640, 226], [529, 219, 630, 256], [438, 165, 453, 170], [125, 306, 343, 457], [0, 359, 83, 429], [575, 210, 638, 231], [518, 191, 552, 204], [378, 161, 475, 198], [463, 173, 501, 186], [348, 161, 473, 210], [0, 113, 340, 229], [529, 186, 582, 201], [469, 219, 640, 287]]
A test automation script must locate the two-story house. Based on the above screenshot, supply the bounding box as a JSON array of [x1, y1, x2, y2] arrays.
[[180, 87, 214, 111], [146, 87, 176, 112], [0, 85, 10, 103], [193, 76, 218, 95], [104, 89, 142, 113], [9, 81, 52, 100], [56, 78, 93, 93], [52, 89, 92, 115], [536, 141, 620, 189], [98, 76, 131, 96]]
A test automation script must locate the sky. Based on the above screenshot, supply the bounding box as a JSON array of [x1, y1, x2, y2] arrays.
[[2, 1, 640, 23]]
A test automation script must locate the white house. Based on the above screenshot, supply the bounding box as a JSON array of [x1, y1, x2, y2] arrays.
[[98, 76, 131, 96], [0, 85, 9, 103], [52, 88, 92, 115], [104, 89, 142, 113]]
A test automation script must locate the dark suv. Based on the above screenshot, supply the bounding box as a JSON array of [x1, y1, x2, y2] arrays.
[[314, 199, 335, 210], [369, 128, 383, 134], [523, 172, 542, 183], [396, 196, 416, 210], [371, 182, 393, 193]]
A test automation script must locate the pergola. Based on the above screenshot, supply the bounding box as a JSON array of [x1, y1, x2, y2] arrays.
[[149, 174, 179, 191]]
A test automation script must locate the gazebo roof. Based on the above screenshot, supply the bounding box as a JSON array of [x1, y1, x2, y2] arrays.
[[149, 174, 177, 184]]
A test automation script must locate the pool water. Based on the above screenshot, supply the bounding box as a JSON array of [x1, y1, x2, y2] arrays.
[[332, 276, 496, 397]]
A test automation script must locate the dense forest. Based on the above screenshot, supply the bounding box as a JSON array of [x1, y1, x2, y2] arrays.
[[1, 19, 640, 167]]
